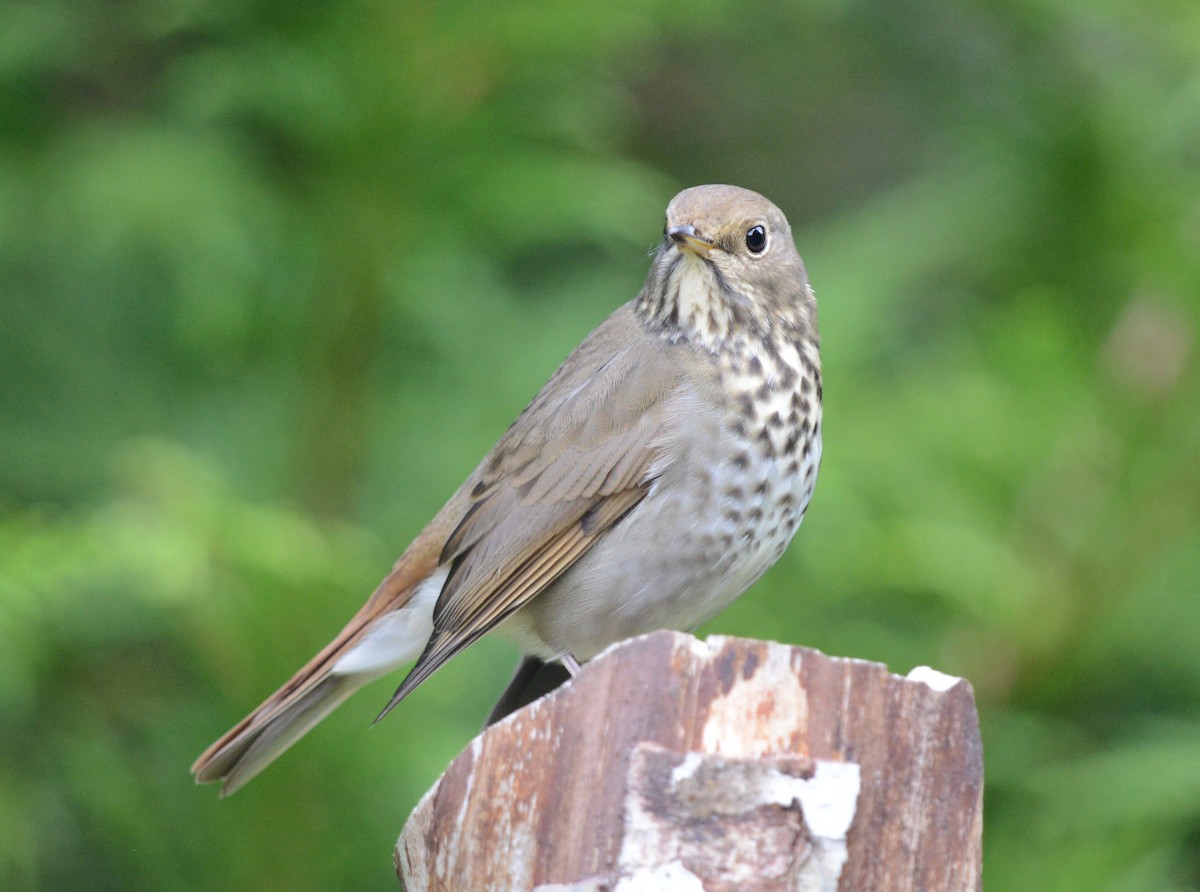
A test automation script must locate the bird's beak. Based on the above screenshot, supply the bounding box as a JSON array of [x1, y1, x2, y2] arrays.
[[668, 224, 715, 257]]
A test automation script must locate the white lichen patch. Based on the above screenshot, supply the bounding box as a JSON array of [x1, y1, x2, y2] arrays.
[[906, 665, 962, 693], [758, 759, 860, 840], [614, 862, 706, 892]]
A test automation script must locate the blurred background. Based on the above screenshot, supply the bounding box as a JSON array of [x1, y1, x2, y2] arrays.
[[2, 0, 1198, 889]]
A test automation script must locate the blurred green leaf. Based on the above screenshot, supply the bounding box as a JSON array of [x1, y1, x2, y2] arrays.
[[2, 0, 1199, 889]]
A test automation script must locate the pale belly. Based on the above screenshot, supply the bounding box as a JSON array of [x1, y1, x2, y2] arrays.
[[502, 426, 822, 661]]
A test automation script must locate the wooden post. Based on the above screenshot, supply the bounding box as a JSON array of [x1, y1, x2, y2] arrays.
[[396, 631, 983, 891]]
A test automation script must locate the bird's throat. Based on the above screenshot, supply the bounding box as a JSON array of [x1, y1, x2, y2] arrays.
[[666, 255, 738, 351]]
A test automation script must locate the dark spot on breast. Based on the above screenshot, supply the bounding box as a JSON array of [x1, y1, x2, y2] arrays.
[[748, 354, 763, 376], [784, 429, 800, 453], [470, 481, 488, 498], [748, 507, 764, 522], [724, 485, 745, 501], [754, 480, 769, 496], [801, 377, 812, 395], [738, 393, 756, 418], [778, 364, 797, 389], [730, 452, 750, 471], [756, 379, 774, 401], [767, 411, 784, 430], [723, 509, 743, 524]]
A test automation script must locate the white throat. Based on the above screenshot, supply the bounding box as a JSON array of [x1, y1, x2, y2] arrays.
[[671, 256, 733, 348]]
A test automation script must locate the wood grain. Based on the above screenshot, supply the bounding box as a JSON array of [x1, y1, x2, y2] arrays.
[[396, 631, 983, 891]]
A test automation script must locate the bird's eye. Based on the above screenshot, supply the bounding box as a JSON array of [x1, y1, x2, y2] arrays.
[[745, 225, 767, 254]]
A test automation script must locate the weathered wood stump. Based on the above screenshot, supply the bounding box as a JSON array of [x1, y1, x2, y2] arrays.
[[396, 631, 983, 891]]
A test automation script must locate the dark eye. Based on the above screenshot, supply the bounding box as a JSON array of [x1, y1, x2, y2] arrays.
[[745, 225, 767, 254]]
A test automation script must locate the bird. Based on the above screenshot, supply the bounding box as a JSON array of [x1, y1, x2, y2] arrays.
[[192, 184, 822, 796]]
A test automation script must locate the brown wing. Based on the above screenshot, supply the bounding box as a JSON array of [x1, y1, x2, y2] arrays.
[[194, 304, 713, 792], [376, 305, 696, 716]]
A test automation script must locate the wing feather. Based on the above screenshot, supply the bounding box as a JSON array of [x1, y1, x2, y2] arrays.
[[195, 303, 722, 791], [374, 305, 720, 718], [377, 484, 647, 717]]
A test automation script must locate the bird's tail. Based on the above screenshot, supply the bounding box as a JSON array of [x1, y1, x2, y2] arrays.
[[192, 560, 447, 795], [192, 672, 366, 797]]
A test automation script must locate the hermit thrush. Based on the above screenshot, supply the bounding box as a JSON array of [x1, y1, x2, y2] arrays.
[[193, 184, 822, 795]]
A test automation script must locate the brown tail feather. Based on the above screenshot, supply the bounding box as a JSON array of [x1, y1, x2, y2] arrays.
[[191, 539, 445, 794], [196, 673, 363, 797]]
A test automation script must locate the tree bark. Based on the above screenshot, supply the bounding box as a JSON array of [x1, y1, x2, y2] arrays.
[[396, 631, 983, 891]]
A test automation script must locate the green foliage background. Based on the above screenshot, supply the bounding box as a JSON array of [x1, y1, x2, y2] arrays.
[[2, 1, 1198, 889]]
